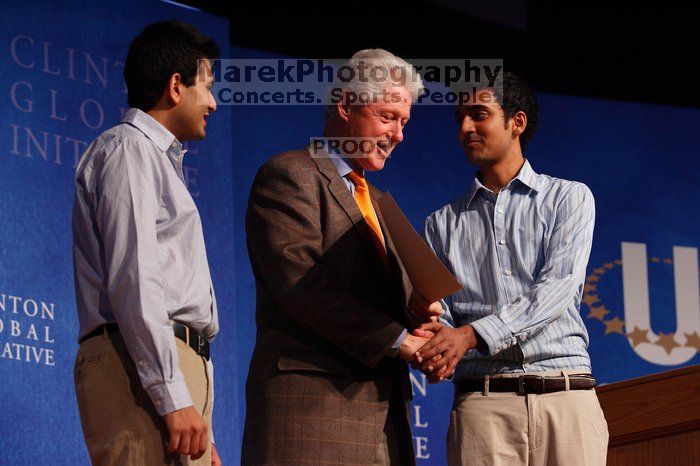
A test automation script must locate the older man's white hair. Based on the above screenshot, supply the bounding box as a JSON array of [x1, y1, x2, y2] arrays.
[[324, 48, 424, 122]]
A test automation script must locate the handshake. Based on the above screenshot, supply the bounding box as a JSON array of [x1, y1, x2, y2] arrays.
[[398, 293, 481, 383]]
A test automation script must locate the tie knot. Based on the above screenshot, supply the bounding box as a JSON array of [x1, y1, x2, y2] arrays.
[[348, 170, 368, 190]]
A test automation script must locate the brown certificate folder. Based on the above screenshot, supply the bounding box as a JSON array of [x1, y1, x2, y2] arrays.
[[377, 193, 462, 302]]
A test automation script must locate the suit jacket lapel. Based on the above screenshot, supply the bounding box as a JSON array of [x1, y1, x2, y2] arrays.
[[305, 145, 388, 273]]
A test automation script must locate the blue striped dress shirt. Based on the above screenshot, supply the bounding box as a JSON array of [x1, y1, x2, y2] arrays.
[[423, 160, 594, 379]]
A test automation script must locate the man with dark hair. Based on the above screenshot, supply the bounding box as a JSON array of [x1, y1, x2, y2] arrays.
[[72, 21, 222, 465], [123, 21, 221, 111], [413, 72, 609, 465]]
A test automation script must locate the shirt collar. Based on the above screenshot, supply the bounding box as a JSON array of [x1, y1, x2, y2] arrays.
[[325, 141, 362, 179], [465, 176, 487, 207], [466, 159, 542, 207], [122, 108, 182, 154], [513, 159, 543, 193]]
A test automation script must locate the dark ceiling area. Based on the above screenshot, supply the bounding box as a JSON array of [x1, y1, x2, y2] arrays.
[[180, 1, 700, 109]]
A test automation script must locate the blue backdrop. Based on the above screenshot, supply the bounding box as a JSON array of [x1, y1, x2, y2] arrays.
[[1, 2, 698, 465], [229, 46, 700, 463], [0, 1, 238, 464]]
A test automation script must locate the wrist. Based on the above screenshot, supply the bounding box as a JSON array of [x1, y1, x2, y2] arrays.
[[398, 334, 414, 358], [461, 325, 478, 349]]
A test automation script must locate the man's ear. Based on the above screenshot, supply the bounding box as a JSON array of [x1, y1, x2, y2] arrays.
[[512, 110, 527, 137], [165, 73, 183, 105], [336, 92, 352, 124]]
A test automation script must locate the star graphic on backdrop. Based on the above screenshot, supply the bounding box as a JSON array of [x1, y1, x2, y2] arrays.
[[588, 306, 610, 321], [603, 262, 615, 270], [663, 258, 673, 264], [584, 283, 598, 293], [587, 275, 601, 283], [593, 267, 606, 275], [683, 332, 700, 351], [583, 294, 600, 306], [650, 257, 661, 263], [604, 317, 625, 335], [626, 326, 650, 347], [656, 332, 678, 354]]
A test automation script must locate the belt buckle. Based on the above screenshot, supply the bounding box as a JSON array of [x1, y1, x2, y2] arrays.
[[196, 335, 210, 361], [519, 375, 545, 394]]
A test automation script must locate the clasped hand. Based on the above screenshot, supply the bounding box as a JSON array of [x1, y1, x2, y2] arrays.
[[400, 293, 478, 383]]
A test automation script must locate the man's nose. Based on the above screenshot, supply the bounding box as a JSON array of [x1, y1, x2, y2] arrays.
[[391, 120, 404, 144], [460, 116, 475, 133], [208, 91, 217, 113]]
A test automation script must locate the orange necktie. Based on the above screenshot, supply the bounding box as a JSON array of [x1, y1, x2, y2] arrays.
[[348, 170, 388, 264]]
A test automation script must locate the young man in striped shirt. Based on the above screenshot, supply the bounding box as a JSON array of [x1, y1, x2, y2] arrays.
[[414, 72, 608, 466]]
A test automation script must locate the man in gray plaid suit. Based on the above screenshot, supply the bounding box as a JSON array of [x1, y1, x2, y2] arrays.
[[242, 49, 436, 465]]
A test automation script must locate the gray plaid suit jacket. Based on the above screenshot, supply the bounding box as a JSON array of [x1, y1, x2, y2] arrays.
[[241, 145, 416, 465]]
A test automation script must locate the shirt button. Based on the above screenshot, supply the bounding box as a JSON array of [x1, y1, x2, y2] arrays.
[[497, 207, 504, 214], [499, 239, 505, 245], [171, 141, 177, 149], [505, 269, 513, 276]]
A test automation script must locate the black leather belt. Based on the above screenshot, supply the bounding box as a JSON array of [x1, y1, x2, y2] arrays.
[[80, 322, 210, 360], [171, 321, 210, 361], [455, 374, 596, 395], [79, 323, 119, 342]]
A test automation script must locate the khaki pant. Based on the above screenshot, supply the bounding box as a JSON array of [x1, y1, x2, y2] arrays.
[[74, 329, 212, 466], [447, 372, 609, 466]]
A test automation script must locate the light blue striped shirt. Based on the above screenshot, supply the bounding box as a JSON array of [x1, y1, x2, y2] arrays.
[[423, 160, 594, 379]]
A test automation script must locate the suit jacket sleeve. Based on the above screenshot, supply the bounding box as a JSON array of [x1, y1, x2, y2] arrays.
[[245, 156, 405, 368]]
